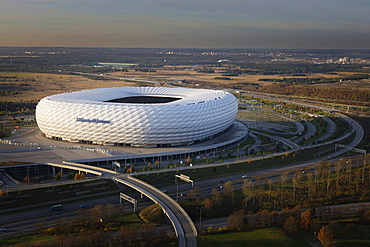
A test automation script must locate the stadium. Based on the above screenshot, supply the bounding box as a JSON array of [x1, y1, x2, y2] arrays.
[[35, 87, 238, 147]]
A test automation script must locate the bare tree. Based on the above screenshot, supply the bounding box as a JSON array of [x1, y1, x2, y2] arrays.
[[280, 172, 288, 189], [211, 187, 221, 204], [224, 181, 234, 204]]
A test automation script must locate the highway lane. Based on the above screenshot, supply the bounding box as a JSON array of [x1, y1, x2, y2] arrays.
[[0, 199, 157, 239], [318, 117, 336, 143], [301, 121, 316, 143], [115, 175, 197, 247]]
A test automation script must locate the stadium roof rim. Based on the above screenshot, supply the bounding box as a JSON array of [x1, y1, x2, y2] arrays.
[[45, 86, 229, 106]]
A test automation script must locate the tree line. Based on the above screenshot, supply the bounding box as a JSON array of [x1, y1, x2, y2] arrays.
[[184, 155, 370, 221]]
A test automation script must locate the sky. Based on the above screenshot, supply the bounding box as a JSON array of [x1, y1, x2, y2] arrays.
[[1, 0, 370, 49]]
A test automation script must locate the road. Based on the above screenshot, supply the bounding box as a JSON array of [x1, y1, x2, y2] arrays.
[[0, 90, 365, 246], [48, 162, 198, 247]]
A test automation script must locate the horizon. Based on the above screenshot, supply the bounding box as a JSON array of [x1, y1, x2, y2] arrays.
[[1, 0, 370, 49]]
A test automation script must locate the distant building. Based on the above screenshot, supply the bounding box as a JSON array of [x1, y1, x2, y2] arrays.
[[338, 57, 350, 63]]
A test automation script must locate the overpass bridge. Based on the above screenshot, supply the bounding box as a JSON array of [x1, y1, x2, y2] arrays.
[[48, 161, 198, 247]]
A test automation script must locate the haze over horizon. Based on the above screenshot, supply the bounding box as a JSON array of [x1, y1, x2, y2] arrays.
[[1, 0, 370, 49]]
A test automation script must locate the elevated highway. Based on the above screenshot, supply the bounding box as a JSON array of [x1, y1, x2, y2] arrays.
[[48, 161, 197, 247]]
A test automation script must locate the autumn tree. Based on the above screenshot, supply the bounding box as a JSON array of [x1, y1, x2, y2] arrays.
[[187, 189, 197, 200], [227, 209, 246, 231], [283, 216, 298, 234], [127, 165, 135, 173], [202, 198, 214, 210], [300, 210, 315, 231], [317, 225, 334, 247], [186, 156, 191, 163]]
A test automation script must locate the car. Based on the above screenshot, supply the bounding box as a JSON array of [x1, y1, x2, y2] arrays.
[[0, 228, 6, 232], [79, 204, 87, 209], [242, 175, 248, 179]]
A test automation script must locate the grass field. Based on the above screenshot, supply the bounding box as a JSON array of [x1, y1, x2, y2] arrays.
[[1, 68, 367, 104], [197, 227, 311, 247]]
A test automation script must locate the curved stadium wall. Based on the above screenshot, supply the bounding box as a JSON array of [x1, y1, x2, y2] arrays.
[[35, 87, 238, 147]]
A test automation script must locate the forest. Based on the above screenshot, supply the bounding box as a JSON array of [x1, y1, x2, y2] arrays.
[[182, 155, 370, 246]]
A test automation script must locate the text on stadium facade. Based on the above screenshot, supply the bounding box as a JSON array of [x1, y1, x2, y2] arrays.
[[76, 118, 112, 124]]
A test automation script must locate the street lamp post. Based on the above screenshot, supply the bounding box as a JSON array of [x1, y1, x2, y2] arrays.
[[197, 207, 202, 235], [175, 177, 179, 202]]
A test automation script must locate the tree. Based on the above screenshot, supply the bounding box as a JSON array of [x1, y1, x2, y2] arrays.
[[186, 156, 191, 163], [187, 189, 197, 200], [317, 225, 334, 247], [242, 179, 254, 196], [127, 165, 135, 173], [91, 204, 105, 222], [224, 181, 234, 196], [283, 216, 298, 234], [280, 173, 288, 189], [227, 209, 245, 231], [202, 198, 214, 210], [224, 181, 234, 204], [211, 187, 221, 204], [300, 210, 315, 231]]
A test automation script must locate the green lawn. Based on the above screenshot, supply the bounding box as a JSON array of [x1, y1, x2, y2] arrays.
[[197, 227, 311, 247]]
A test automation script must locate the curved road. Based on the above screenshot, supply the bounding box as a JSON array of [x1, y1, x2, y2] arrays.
[[50, 162, 198, 247]]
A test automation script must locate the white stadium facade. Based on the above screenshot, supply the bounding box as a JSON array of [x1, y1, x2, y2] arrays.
[[35, 87, 238, 147]]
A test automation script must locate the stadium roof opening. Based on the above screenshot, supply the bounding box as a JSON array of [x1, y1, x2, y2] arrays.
[[105, 96, 182, 104]]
